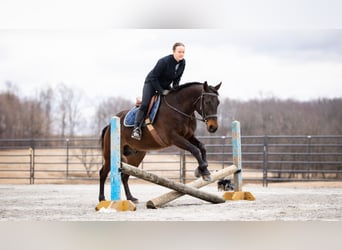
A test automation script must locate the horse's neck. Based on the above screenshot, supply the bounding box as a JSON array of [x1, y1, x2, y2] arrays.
[[169, 86, 202, 113]]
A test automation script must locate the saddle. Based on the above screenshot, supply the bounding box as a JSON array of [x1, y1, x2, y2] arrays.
[[123, 95, 161, 127], [135, 95, 159, 116]]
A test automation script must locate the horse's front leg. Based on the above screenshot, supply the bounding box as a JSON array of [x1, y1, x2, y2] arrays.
[[188, 136, 211, 181], [189, 136, 207, 164], [173, 134, 211, 181]]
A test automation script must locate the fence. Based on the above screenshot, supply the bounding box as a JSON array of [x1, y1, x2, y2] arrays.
[[0, 136, 341, 186]]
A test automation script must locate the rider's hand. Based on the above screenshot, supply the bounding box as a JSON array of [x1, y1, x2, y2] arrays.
[[161, 90, 170, 96]]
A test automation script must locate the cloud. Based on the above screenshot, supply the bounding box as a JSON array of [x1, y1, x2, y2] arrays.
[[222, 0, 342, 29], [231, 30, 342, 62], [0, 26, 341, 102], [0, 0, 225, 29], [2, 0, 342, 29]]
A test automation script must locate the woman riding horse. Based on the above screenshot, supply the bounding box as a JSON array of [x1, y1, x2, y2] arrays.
[[131, 42, 186, 140], [99, 81, 222, 202]]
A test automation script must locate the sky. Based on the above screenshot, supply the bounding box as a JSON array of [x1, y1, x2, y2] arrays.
[[0, 0, 342, 103]]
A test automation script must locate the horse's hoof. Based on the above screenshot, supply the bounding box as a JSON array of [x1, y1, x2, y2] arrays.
[[202, 174, 212, 182], [194, 167, 211, 181], [129, 197, 139, 203]]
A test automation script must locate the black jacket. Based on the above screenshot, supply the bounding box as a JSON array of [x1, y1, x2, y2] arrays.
[[145, 54, 185, 94]]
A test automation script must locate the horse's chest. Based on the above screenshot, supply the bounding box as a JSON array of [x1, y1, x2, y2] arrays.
[[181, 120, 196, 136]]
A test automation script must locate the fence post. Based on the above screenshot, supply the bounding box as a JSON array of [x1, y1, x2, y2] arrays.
[[263, 135, 269, 187], [306, 135, 312, 180], [180, 150, 186, 183], [30, 140, 36, 184], [232, 121, 242, 192], [29, 147, 34, 184], [66, 138, 70, 178]]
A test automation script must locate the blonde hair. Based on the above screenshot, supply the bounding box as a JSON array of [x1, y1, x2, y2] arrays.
[[172, 42, 185, 51]]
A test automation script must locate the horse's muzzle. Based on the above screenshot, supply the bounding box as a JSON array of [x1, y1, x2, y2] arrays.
[[206, 119, 218, 133]]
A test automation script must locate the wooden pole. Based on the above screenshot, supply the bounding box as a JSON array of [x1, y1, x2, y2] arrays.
[[146, 165, 238, 209], [121, 162, 226, 205]]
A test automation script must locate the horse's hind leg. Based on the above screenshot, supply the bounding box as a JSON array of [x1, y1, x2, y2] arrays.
[[99, 162, 110, 201], [99, 126, 110, 202], [121, 151, 146, 202], [121, 172, 137, 202]]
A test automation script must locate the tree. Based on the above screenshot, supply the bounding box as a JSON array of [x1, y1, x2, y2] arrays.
[[0, 82, 50, 138], [0, 88, 21, 138], [37, 86, 54, 136], [55, 83, 83, 137], [93, 96, 134, 135]]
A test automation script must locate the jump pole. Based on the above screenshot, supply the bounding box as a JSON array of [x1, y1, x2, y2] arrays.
[[121, 162, 226, 205], [146, 120, 255, 208], [146, 164, 238, 209], [95, 116, 136, 212], [223, 120, 255, 201]]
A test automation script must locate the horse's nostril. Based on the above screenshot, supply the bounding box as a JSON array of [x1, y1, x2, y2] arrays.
[[208, 125, 217, 133]]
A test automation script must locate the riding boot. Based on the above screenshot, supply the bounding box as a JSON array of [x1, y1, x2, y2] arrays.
[[131, 109, 145, 140]]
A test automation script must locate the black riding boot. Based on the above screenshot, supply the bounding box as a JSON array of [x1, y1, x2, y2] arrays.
[[131, 109, 145, 140]]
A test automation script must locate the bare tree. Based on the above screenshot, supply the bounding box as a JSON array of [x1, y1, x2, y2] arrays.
[[37, 86, 54, 136], [0, 82, 51, 138], [93, 96, 133, 135], [55, 83, 83, 137], [0, 92, 19, 138], [21, 99, 46, 137], [1, 80, 342, 140]]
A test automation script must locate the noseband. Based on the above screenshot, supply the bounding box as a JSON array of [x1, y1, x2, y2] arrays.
[[163, 91, 219, 123]]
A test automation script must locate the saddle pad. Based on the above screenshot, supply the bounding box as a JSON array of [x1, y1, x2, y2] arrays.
[[124, 96, 161, 127]]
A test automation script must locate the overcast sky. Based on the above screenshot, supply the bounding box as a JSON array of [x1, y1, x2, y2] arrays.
[[0, 0, 342, 103]]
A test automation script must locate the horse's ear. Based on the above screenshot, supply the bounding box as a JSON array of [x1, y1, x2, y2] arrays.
[[203, 81, 209, 91], [215, 82, 222, 91]]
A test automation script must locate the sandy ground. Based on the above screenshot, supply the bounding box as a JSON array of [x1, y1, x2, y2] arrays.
[[0, 183, 341, 221]]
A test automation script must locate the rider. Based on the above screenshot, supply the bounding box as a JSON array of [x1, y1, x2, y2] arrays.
[[131, 42, 186, 140]]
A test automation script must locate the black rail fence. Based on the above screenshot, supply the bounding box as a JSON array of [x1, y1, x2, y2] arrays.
[[0, 135, 341, 186]]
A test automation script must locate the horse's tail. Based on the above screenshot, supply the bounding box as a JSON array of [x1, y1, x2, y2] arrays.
[[100, 111, 125, 150], [100, 125, 109, 150], [116, 110, 125, 118]]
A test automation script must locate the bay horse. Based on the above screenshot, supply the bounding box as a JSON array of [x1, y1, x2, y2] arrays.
[[99, 81, 222, 202]]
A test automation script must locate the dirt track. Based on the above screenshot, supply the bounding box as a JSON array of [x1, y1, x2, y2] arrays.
[[0, 183, 341, 221]]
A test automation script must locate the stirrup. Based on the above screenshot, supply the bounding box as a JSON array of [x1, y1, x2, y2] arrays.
[[131, 127, 142, 140]]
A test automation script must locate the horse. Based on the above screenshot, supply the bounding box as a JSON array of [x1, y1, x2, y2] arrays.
[[99, 81, 222, 202]]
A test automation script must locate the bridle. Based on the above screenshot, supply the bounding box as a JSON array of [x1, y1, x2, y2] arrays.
[[163, 90, 219, 123], [197, 92, 219, 122]]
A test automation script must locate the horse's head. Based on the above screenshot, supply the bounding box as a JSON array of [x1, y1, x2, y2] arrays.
[[197, 81, 222, 133]]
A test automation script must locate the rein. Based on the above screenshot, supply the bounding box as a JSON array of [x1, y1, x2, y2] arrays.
[[163, 96, 197, 120], [163, 91, 218, 122]]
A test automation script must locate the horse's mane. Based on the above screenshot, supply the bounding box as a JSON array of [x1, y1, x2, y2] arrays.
[[175, 82, 202, 92], [175, 81, 219, 95]]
